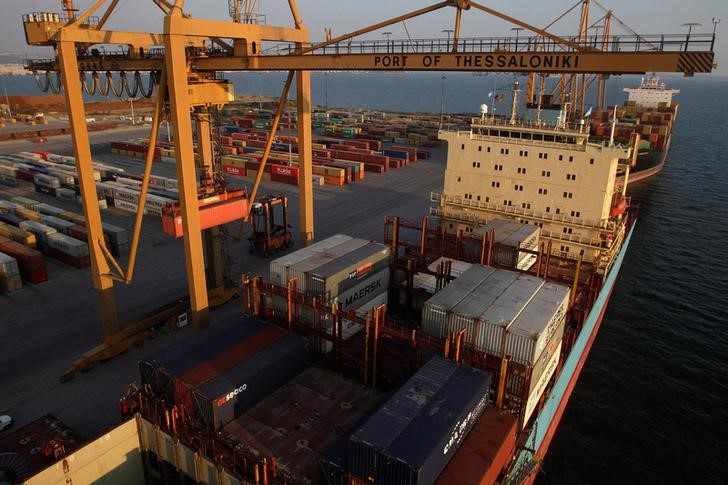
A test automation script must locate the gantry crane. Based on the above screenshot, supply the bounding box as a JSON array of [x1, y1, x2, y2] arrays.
[[20, 0, 715, 376]]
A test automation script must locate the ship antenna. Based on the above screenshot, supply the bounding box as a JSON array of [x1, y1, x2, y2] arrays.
[[609, 105, 617, 146], [509, 80, 520, 125]]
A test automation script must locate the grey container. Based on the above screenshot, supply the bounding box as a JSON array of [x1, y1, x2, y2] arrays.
[[37, 204, 66, 218], [41, 215, 76, 235], [308, 242, 390, 301], [269, 234, 353, 287], [102, 222, 128, 245], [504, 282, 570, 366], [478, 273, 545, 356], [286, 237, 370, 294], [349, 356, 491, 485], [421, 265, 496, 339], [447, 269, 519, 350], [18, 220, 57, 252], [474, 219, 540, 268], [0, 252, 20, 277]]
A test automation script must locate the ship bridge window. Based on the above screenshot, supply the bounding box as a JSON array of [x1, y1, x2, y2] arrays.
[[489, 129, 499, 136], [461, 144, 465, 150], [556, 208, 561, 214], [568, 137, 577, 144], [556, 136, 568, 144], [559, 155, 564, 161], [499, 130, 511, 138], [533, 134, 543, 141], [544, 135, 555, 142], [511, 131, 522, 139], [569, 155, 574, 162]]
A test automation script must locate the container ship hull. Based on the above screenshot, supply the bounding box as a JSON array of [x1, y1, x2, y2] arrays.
[[510, 222, 635, 482]]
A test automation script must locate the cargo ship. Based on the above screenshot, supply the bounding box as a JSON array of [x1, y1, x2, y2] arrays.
[[589, 75, 679, 182], [13, 83, 637, 484]]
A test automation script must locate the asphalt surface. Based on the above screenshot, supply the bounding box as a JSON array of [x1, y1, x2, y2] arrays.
[[0, 126, 445, 441]]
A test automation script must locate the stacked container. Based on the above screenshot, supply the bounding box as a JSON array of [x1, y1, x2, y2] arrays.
[[18, 220, 57, 252], [47, 233, 90, 268], [349, 356, 491, 484], [472, 219, 540, 270], [140, 314, 311, 431], [421, 265, 570, 426], [102, 222, 129, 256], [0, 235, 47, 283], [0, 251, 22, 292]]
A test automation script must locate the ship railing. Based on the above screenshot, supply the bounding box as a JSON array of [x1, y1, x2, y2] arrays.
[[431, 192, 617, 231], [267, 33, 714, 56]]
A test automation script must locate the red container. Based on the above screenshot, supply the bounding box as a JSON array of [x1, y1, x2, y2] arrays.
[[271, 165, 299, 178], [363, 163, 385, 173], [0, 235, 48, 283], [68, 225, 111, 245], [360, 153, 389, 166], [162, 197, 249, 238], [15, 170, 35, 182], [48, 246, 90, 269], [31, 150, 51, 160], [435, 408, 518, 485], [222, 165, 245, 176]]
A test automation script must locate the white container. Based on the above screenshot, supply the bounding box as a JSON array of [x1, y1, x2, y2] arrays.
[[421, 265, 496, 339], [0, 252, 20, 277], [115, 199, 139, 213], [47, 232, 89, 258], [522, 341, 562, 427], [427, 257, 473, 278], [0, 200, 18, 212], [413, 272, 437, 293], [269, 234, 354, 287], [504, 282, 570, 366], [19, 220, 57, 237], [333, 267, 389, 310], [33, 174, 61, 189]]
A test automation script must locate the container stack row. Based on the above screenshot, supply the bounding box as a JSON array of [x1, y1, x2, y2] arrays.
[[269, 234, 390, 353], [421, 264, 570, 424]]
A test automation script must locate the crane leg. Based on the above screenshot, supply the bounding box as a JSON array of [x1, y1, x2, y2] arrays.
[[58, 40, 120, 340], [164, 17, 210, 330], [296, 69, 314, 246]]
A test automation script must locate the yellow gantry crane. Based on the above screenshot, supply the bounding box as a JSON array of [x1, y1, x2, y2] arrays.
[[21, 0, 715, 376]]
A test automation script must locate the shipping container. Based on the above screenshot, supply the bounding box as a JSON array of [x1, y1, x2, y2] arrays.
[[0, 272, 22, 292], [41, 215, 76, 235], [0, 223, 37, 248], [36, 203, 67, 217], [18, 220, 57, 251], [473, 219, 540, 270], [427, 257, 472, 278], [47, 232, 90, 258], [0, 212, 24, 226], [269, 234, 354, 287], [308, 242, 390, 301], [102, 222, 128, 245], [435, 408, 518, 485], [0, 251, 20, 277], [421, 265, 496, 339], [349, 356, 491, 485], [0, 235, 47, 283], [287, 238, 372, 294]]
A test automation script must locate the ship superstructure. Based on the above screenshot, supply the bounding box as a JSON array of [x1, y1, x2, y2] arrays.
[[434, 88, 634, 272]]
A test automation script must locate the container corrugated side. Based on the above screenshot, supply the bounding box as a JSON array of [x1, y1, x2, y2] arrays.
[[522, 341, 561, 426], [41, 215, 76, 234], [287, 238, 369, 294], [478, 274, 545, 356], [447, 269, 518, 350], [270, 234, 353, 286], [198, 332, 312, 430], [46, 233, 89, 258], [427, 256, 472, 277], [380, 365, 491, 485], [308, 242, 390, 300], [503, 282, 570, 365], [421, 265, 496, 339], [350, 358, 456, 480]]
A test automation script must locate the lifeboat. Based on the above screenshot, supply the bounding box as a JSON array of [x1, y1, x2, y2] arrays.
[[610, 194, 627, 217]]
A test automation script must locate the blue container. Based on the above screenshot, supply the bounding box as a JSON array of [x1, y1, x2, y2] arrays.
[[0, 212, 24, 226], [383, 149, 409, 161], [198, 332, 312, 430], [349, 356, 491, 485], [223, 125, 242, 134]]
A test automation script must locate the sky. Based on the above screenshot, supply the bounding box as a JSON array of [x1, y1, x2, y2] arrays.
[[2, 0, 727, 76]]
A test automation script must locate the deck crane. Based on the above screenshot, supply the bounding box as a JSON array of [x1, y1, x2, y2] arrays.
[[20, 0, 716, 379]]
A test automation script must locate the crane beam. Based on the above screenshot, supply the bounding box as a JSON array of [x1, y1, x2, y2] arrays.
[[190, 51, 714, 74]]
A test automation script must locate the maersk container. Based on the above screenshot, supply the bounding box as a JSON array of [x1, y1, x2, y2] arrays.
[[41, 215, 75, 235], [334, 267, 389, 310], [350, 356, 491, 485], [421, 265, 496, 339], [269, 234, 353, 286], [504, 282, 570, 366], [478, 274, 545, 356], [447, 270, 519, 350], [308, 242, 390, 301], [46, 233, 89, 258]]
